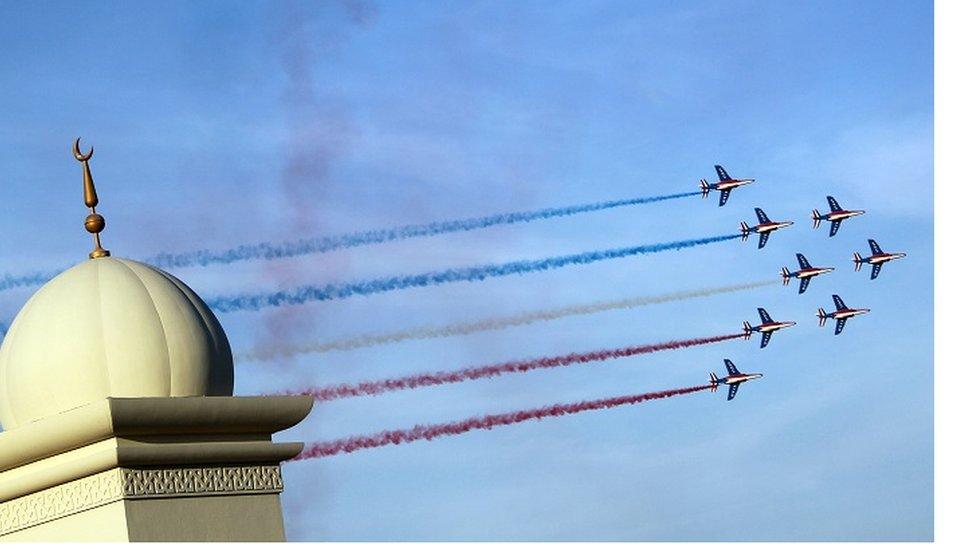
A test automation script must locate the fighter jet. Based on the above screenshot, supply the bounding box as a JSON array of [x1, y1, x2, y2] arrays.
[[853, 239, 907, 280], [739, 207, 793, 249], [781, 253, 834, 294], [709, 359, 763, 401], [699, 165, 755, 207], [812, 196, 865, 237], [743, 307, 796, 349], [817, 294, 870, 335]]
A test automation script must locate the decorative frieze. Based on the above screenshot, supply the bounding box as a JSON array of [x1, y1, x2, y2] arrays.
[[0, 465, 283, 536], [122, 465, 283, 498]]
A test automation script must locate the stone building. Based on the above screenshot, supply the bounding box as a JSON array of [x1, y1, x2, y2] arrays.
[[0, 141, 311, 541]]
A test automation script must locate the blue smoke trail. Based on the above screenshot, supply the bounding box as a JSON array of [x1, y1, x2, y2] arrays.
[[206, 233, 740, 313], [0, 191, 699, 292], [145, 191, 700, 269], [0, 269, 64, 293]]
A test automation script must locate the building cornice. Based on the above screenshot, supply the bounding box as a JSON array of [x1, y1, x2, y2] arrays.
[[0, 396, 313, 503]]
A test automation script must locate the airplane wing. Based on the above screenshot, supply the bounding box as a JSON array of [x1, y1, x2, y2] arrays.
[[727, 383, 740, 401], [718, 189, 732, 207], [869, 239, 883, 255], [796, 253, 811, 269], [871, 263, 883, 280], [829, 220, 842, 237], [757, 307, 773, 323], [832, 294, 847, 311], [834, 318, 847, 335], [758, 232, 770, 249], [724, 359, 740, 376], [827, 195, 843, 212], [760, 332, 772, 349], [755, 208, 770, 223], [715, 165, 732, 181], [798, 277, 811, 294]]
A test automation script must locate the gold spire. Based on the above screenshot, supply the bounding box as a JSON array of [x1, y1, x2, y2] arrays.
[[73, 138, 110, 259]]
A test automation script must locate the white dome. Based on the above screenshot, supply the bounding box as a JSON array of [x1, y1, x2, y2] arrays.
[[0, 257, 233, 430]]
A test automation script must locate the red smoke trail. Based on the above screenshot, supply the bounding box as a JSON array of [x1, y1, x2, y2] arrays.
[[294, 384, 712, 459], [288, 332, 744, 401]]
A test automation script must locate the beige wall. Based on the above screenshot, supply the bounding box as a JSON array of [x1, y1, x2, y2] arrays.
[[124, 494, 286, 542], [1, 494, 287, 542]]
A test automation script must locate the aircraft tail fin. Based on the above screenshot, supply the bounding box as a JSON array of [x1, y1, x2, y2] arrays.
[[743, 321, 752, 338], [699, 179, 710, 198], [853, 252, 862, 271], [739, 221, 750, 240], [709, 372, 719, 391], [817, 307, 828, 327], [781, 267, 791, 284], [812, 209, 822, 228]]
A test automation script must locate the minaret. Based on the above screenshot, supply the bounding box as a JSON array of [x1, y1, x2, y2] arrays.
[[0, 140, 312, 541]]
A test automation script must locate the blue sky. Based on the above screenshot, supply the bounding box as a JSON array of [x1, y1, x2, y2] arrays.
[[0, 0, 932, 541]]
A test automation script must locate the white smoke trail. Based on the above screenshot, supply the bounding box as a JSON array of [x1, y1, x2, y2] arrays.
[[240, 279, 777, 362]]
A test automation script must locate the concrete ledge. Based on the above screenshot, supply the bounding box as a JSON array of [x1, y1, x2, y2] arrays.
[[0, 396, 313, 503], [0, 396, 312, 472]]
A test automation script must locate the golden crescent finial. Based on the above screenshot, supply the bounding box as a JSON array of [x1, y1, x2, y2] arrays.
[[72, 137, 93, 162], [73, 137, 110, 259]]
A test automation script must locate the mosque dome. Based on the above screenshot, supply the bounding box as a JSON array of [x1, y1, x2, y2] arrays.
[[0, 257, 234, 430]]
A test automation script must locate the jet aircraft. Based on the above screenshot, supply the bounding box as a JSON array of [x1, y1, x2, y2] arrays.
[[781, 253, 834, 294], [739, 207, 793, 249], [812, 196, 865, 237], [853, 239, 907, 280], [743, 307, 796, 348], [699, 165, 755, 207], [709, 359, 763, 401], [817, 294, 870, 335]]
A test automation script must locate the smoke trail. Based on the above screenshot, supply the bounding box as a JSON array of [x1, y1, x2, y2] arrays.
[[0, 269, 63, 293], [241, 279, 777, 361], [0, 192, 701, 293], [264, 3, 372, 539], [294, 384, 712, 459], [256, 0, 370, 367], [286, 332, 743, 401], [207, 233, 740, 313], [144, 191, 699, 269]]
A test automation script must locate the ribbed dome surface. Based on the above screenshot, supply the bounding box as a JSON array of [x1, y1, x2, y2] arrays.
[[0, 257, 233, 430]]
